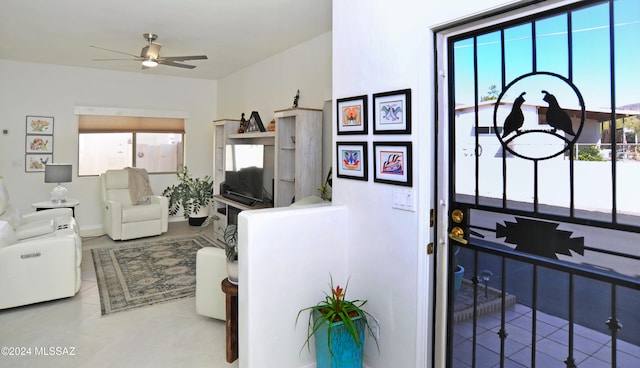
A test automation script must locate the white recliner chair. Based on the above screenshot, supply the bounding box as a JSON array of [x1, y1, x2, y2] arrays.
[[100, 169, 169, 240], [0, 179, 82, 309]]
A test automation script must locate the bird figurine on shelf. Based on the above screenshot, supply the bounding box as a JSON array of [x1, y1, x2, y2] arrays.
[[502, 92, 526, 138], [238, 113, 246, 133], [293, 89, 300, 108], [542, 90, 575, 136]]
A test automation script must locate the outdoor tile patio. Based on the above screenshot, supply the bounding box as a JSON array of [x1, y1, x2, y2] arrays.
[[453, 303, 640, 367]]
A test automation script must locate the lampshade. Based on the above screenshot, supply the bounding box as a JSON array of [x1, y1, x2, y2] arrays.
[[44, 164, 72, 184], [44, 164, 72, 203]]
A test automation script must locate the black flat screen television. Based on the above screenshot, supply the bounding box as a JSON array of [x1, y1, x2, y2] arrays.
[[222, 144, 267, 205]]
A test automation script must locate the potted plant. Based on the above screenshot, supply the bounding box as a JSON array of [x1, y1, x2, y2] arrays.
[[162, 166, 214, 226], [318, 167, 332, 201], [297, 276, 379, 368], [453, 246, 465, 293], [223, 224, 238, 284]]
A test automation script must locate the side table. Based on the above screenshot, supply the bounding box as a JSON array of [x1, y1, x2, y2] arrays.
[[31, 199, 80, 217], [221, 278, 238, 363]]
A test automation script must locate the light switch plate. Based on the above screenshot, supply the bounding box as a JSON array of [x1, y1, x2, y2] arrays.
[[392, 188, 415, 212]]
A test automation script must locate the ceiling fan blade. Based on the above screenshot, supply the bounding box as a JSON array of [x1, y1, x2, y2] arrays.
[[90, 45, 139, 58], [159, 60, 197, 69], [92, 58, 140, 61], [161, 55, 208, 62]]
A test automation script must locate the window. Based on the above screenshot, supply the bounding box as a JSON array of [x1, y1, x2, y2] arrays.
[[77, 114, 184, 176], [475, 126, 502, 135]]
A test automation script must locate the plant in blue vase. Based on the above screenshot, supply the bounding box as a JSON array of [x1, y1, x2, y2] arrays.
[[297, 276, 379, 368]]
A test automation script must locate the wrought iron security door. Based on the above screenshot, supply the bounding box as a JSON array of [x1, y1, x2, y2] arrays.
[[440, 1, 640, 367]]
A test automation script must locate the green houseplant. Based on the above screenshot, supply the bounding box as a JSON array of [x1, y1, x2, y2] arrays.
[[162, 166, 214, 225], [318, 167, 332, 201], [297, 276, 379, 368], [223, 224, 238, 262], [223, 224, 238, 284]]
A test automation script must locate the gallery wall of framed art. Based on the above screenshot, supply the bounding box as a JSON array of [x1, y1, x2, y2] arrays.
[[335, 89, 413, 187], [25, 115, 54, 172]]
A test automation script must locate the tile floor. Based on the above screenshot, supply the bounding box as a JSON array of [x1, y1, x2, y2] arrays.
[[453, 303, 640, 367], [7, 221, 638, 368], [0, 222, 238, 368]]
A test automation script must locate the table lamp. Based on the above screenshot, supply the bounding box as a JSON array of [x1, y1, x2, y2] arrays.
[[44, 163, 72, 203]]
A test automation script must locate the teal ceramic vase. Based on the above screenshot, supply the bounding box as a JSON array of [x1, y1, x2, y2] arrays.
[[313, 310, 365, 368], [454, 265, 465, 293]]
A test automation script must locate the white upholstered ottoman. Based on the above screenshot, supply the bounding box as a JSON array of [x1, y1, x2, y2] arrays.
[[195, 246, 227, 320]]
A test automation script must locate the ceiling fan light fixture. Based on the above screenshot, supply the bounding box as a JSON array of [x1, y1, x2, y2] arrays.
[[142, 57, 158, 67]]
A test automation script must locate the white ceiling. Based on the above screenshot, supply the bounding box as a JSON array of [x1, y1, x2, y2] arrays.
[[0, 0, 331, 80]]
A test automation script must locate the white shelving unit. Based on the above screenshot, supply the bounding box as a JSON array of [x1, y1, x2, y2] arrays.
[[213, 119, 241, 196], [211, 109, 322, 241], [273, 108, 323, 207]]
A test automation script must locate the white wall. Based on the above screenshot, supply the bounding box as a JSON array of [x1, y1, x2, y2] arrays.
[[0, 60, 217, 231], [217, 32, 332, 122], [238, 204, 349, 368], [217, 31, 334, 197], [233, 1, 526, 367], [332, 1, 518, 367]]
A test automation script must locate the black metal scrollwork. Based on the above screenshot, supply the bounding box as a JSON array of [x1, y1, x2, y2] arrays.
[[493, 72, 586, 161]]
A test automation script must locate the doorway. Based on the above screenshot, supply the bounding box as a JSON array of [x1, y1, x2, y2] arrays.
[[434, 0, 640, 366]]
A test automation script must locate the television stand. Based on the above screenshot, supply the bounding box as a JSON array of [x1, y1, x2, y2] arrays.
[[213, 109, 322, 209], [212, 195, 272, 245], [221, 192, 257, 207]]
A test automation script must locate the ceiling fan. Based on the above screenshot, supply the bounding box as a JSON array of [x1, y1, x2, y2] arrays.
[[91, 33, 208, 69]]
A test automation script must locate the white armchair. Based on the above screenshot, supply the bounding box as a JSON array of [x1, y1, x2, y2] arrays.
[[0, 179, 82, 309], [100, 169, 168, 240]]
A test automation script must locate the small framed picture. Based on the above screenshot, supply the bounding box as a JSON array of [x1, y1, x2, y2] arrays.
[[336, 141, 368, 181], [373, 142, 412, 186], [337, 95, 368, 135], [25, 154, 52, 172], [373, 89, 411, 134], [26, 135, 53, 153], [26, 116, 54, 135]]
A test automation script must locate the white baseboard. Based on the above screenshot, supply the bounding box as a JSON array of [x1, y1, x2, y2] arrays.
[[78, 216, 184, 237], [79, 225, 104, 238]]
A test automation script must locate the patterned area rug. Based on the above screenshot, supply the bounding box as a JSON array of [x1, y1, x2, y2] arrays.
[[92, 234, 220, 316]]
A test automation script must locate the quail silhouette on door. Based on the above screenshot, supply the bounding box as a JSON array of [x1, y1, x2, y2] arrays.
[[502, 91, 526, 138], [542, 90, 575, 136]]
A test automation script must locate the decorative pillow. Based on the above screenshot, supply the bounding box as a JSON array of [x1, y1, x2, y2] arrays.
[[0, 220, 18, 248]]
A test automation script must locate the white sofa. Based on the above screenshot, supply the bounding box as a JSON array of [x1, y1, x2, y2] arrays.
[[100, 169, 169, 240], [0, 180, 82, 309]]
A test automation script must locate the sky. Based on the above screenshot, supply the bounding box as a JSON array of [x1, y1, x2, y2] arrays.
[[453, 0, 640, 110]]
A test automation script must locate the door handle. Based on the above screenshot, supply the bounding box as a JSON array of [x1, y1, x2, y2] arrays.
[[448, 226, 468, 244]]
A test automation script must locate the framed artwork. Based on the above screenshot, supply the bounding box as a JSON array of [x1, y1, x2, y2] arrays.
[[373, 89, 411, 134], [26, 116, 54, 135], [25, 153, 52, 172], [337, 95, 368, 135], [336, 141, 368, 181], [373, 141, 412, 186], [26, 135, 53, 153]]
